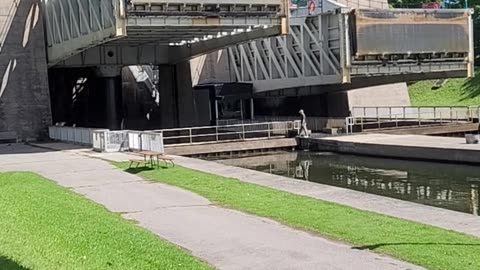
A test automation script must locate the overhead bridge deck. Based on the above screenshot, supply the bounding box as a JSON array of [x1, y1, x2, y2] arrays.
[[43, 0, 289, 67], [228, 6, 474, 94]]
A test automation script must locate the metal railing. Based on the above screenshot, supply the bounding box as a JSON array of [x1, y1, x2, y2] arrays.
[[156, 121, 298, 146], [92, 130, 165, 153], [254, 116, 346, 132], [49, 126, 164, 153], [346, 106, 480, 134], [351, 106, 480, 119], [216, 117, 347, 132]]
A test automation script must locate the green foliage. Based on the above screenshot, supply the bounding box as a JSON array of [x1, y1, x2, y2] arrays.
[[409, 71, 480, 106], [116, 164, 480, 270], [389, 0, 433, 8], [0, 172, 211, 270]]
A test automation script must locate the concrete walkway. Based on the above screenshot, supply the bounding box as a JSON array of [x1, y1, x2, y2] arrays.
[[172, 155, 480, 238], [307, 134, 480, 164], [0, 144, 423, 270]]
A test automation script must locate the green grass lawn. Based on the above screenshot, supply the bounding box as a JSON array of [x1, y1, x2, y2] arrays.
[[409, 71, 480, 106], [115, 164, 480, 270], [0, 172, 211, 270]]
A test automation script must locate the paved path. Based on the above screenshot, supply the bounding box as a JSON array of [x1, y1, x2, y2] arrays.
[[172, 155, 480, 238], [0, 144, 422, 270]]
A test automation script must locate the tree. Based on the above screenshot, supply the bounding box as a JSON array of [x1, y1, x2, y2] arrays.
[[389, 0, 434, 8]]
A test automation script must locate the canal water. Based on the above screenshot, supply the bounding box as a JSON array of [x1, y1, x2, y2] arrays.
[[214, 152, 480, 215]]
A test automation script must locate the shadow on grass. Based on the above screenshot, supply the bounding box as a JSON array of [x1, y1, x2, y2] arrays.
[[461, 74, 480, 100], [0, 256, 30, 270], [124, 166, 170, 174], [353, 242, 480, 251], [125, 167, 155, 174]]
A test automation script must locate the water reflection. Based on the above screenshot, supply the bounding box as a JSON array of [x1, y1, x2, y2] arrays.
[[218, 152, 480, 215]]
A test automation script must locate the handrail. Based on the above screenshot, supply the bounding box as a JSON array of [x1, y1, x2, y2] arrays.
[[155, 121, 297, 146], [156, 121, 295, 132], [346, 106, 480, 134], [351, 106, 477, 118]]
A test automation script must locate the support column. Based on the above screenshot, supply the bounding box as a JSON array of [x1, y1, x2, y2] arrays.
[[96, 66, 122, 130], [105, 77, 120, 129], [48, 69, 72, 125], [158, 62, 197, 128], [250, 98, 255, 120], [176, 62, 196, 127], [158, 65, 177, 128], [208, 86, 218, 125]]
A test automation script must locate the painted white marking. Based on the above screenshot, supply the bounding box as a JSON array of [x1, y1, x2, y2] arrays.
[[22, 4, 34, 48], [0, 60, 13, 99]]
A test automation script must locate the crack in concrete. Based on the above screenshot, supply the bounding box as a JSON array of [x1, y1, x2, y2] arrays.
[[71, 179, 143, 189]]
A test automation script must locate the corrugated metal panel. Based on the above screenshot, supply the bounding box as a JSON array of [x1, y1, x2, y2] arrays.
[[353, 9, 470, 55]]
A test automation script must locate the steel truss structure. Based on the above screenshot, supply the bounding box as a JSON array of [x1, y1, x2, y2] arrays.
[[228, 8, 474, 93], [43, 0, 288, 66]]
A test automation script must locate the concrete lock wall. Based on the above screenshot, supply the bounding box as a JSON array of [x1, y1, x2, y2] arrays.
[[0, 0, 51, 142], [326, 83, 411, 117], [254, 83, 411, 118], [347, 83, 411, 108]]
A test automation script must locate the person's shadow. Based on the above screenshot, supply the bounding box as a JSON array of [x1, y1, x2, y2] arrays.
[[352, 242, 480, 250], [0, 256, 31, 270]]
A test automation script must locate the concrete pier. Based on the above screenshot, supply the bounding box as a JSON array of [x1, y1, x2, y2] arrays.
[[304, 134, 480, 164], [165, 138, 297, 156], [0, 0, 52, 142]]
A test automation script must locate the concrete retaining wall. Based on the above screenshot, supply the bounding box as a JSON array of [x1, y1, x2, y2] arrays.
[[326, 83, 411, 117], [0, 0, 51, 142], [304, 135, 480, 164], [347, 83, 411, 108]]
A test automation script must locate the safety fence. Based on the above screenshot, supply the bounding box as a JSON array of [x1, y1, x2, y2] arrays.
[[255, 116, 345, 132], [49, 121, 298, 151], [92, 130, 130, 152], [157, 121, 298, 146], [216, 117, 345, 132], [346, 106, 480, 134], [48, 126, 98, 145], [49, 126, 164, 153], [127, 131, 164, 153]]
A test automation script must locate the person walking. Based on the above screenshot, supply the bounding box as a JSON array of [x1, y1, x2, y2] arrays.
[[299, 109, 309, 137]]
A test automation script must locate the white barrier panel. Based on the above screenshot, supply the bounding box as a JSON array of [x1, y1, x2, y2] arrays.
[[128, 131, 142, 151], [92, 130, 130, 152], [93, 130, 106, 151], [48, 127, 167, 153], [141, 132, 165, 153], [127, 131, 164, 153], [48, 126, 96, 145], [105, 131, 130, 152]]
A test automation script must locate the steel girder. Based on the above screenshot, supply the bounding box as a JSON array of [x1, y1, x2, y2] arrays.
[[44, 0, 289, 67], [228, 8, 474, 93], [43, 0, 126, 66], [228, 12, 348, 92]]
